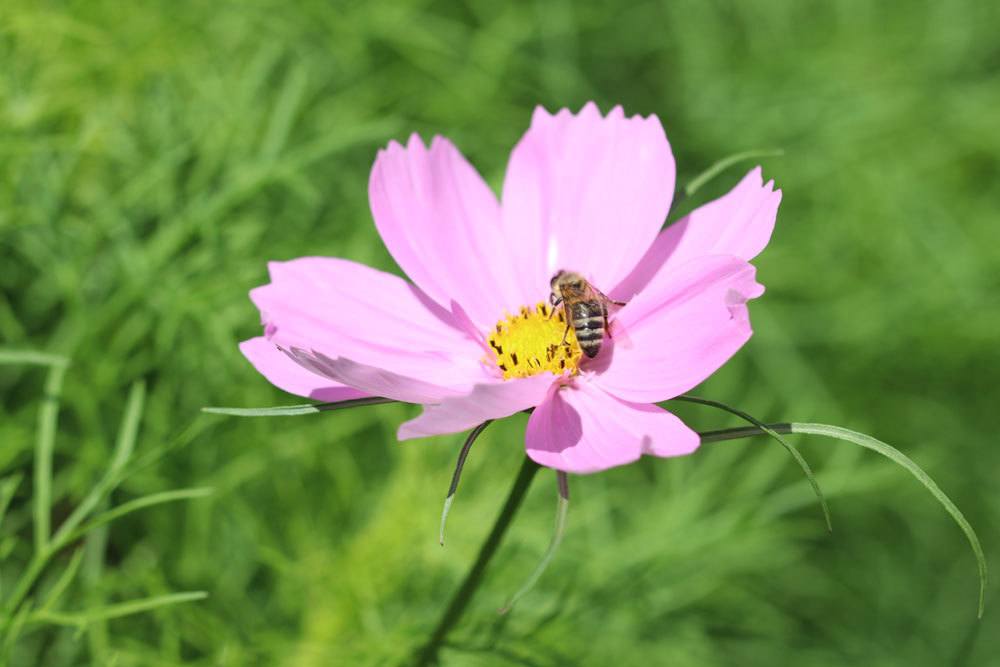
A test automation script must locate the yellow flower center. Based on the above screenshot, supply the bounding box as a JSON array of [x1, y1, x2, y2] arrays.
[[487, 302, 582, 380]]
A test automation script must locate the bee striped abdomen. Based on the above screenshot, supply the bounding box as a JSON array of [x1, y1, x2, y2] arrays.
[[570, 301, 606, 358]]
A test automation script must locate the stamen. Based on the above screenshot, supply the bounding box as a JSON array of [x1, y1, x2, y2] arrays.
[[486, 302, 582, 380]]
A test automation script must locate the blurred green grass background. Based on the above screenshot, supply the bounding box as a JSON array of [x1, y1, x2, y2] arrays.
[[2, 0, 999, 664]]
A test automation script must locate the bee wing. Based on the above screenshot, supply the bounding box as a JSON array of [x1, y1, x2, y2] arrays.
[[592, 284, 627, 313], [593, 283, 633, 349], [608, 316, 635, 350]]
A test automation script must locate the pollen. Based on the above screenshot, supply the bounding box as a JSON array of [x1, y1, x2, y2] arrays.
[[486, 302, 582, 380]]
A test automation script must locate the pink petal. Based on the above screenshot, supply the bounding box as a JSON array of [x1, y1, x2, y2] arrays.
[[501, 102, 676, 301], [282, 349, 466, 404], [368, 135, 527, 329], [613, 167, 781, 301], [594, 255, 763, 404], [249, 257, 488, 401], [239, 337, 371, 402], [397, 373, 555, 439], [525, 380, 699, 474]]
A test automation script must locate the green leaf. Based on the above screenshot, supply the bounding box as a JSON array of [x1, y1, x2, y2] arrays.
[[682, 148, 784, 198], [202, 396, 395, 416], [674, 395, 832, 531], [28, 591, 208, 628], [789, 422, 988, 618]]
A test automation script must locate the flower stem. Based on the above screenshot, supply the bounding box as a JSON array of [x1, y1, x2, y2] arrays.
[[416, 418, 930, 665], [414, 456, 540, 666], [412, 426, 789, 665]]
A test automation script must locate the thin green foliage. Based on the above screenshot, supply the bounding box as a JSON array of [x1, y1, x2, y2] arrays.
[[0, 379, 210, 650], [0, 350, 70, 368], [440, 421, 492, 546], [52, 381, 146, 547], [202, 396, 395, 416], [28, 592, 208, 628], [681, 149, 784, 198], [33, 361, 68, 555], [38, 549, 84, 613], [416, 457, 541, 667], [0, 475, 23, 529], [64, 488, 214, 544], [82, 527, 110, 661], [1, 606, 31, 658], [700, 421, 987, 618], [673, 395, 832, 531], [789, 423, 988, 618], [698, 424, 793, 444], [498, 472, 570, 615]]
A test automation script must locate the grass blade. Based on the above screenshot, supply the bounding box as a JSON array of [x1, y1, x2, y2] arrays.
[[34, 363, 68, 554], [202, 396, 396, 416], [673, 395, 832, 531], [789, 422, 988, 618]]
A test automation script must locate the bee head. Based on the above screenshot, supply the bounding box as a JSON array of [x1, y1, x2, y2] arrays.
[[551, 270, 586, 292]]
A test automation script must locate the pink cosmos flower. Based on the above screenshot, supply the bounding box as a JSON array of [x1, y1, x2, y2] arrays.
[[241, 102, 781, 474]]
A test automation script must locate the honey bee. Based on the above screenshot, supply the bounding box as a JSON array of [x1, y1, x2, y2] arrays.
[[549, 270, 626, 358]]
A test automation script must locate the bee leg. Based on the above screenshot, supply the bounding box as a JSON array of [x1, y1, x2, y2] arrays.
[[561, 321, 570, 344], [611, 299, 627, 306], [548, 296, 562, 319]]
